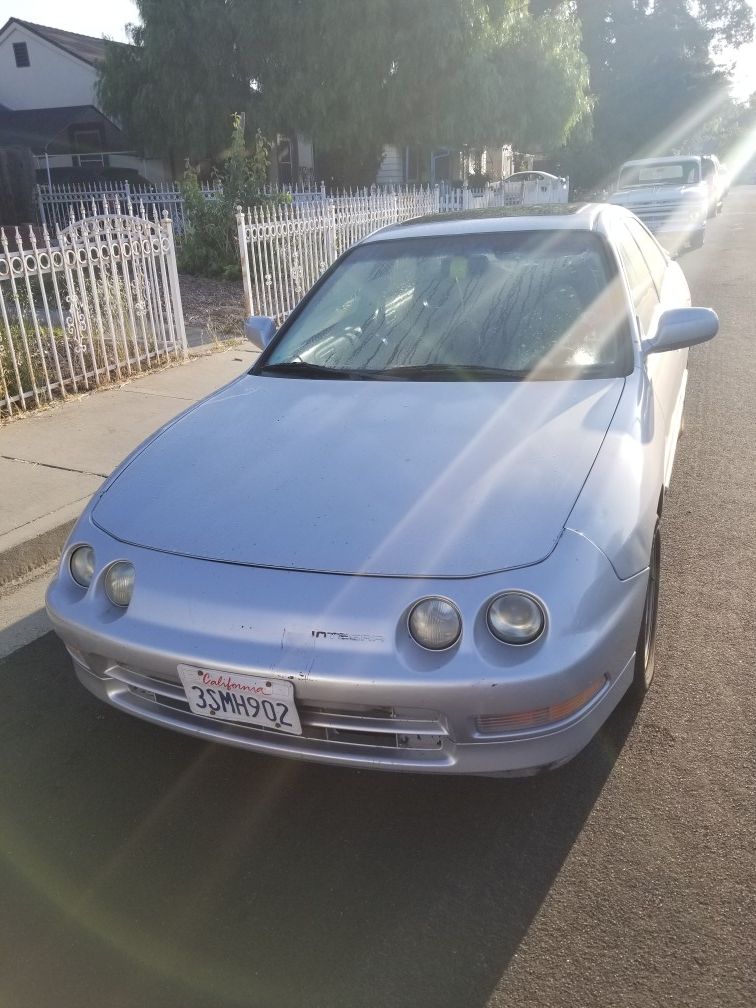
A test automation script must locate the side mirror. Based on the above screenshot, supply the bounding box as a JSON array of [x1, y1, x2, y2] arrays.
[[644, 307, 718, 355], [244, 316, 276, 351]]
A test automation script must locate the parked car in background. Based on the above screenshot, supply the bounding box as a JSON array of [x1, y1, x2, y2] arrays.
[[502, 170, 567, 187], [718, 162, 731, 198], [47, 204, 718, 777], [608, 156, 709, 252], [700, 154, 727, 216]]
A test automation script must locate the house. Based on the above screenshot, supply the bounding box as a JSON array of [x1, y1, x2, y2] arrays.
[[0, 17, 170, 185], [376, 143, 517, 186]]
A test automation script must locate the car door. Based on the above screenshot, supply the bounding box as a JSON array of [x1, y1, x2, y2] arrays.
[[615, 219, 689, 481]]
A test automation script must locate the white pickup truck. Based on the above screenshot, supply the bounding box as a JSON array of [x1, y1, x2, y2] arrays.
[[607, 156, 709, 253]]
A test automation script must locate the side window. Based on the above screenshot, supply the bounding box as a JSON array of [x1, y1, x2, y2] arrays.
[[625, 219, 668, 292], [614, 224, 660, 333]]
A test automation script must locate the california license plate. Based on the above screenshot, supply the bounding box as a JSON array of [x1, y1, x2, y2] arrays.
[[177, 664, 302, 735]]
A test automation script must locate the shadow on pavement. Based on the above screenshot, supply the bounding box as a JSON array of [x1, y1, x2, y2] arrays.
[[0, 632, 642, 1008]]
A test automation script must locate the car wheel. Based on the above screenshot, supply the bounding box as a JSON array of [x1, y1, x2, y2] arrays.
[[631, 523, 661, 697], [689, 229, 705, 250]]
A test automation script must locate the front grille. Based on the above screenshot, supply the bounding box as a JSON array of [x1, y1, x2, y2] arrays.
[[103, 662, 452, 764], [626, 201, 698, 231]]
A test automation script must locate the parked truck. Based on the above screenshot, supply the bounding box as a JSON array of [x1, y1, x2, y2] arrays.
[[607, 155, 709, 253]]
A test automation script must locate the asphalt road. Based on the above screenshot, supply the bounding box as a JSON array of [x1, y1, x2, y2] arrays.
[[1, 191, 754, 1008]]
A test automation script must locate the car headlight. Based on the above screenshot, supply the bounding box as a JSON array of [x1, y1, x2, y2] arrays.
[[408, 597, 462, 651], [487, 592, 545, 645], [69, 545, 95, 587], [104, 561, 135, 607]]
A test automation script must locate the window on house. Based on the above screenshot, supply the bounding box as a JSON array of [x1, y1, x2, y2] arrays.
[[71, 129, 106, 168], [277, 137, 293, 185], [13, 42, 30, 67], [405, 146, 420, 183]]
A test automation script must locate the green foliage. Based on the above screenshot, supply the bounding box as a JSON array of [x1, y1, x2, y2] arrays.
[[98, 1, 254, 167], [99, 0, 591, 178], [552, 0, 755, 191], [178, 115, 285, 279]]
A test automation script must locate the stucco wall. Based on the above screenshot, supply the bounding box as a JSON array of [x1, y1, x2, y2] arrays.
[[0, 24, 98, 110]]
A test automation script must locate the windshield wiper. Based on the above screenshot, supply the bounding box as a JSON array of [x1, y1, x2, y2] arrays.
[[379, 364, 526, 381], [259, 361, 371, 380]]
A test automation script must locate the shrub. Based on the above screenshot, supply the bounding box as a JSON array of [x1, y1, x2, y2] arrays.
[[178, 115, 288, 279]]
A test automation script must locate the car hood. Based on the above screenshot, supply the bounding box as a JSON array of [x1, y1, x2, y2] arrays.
[[92, 374, 624, 578]]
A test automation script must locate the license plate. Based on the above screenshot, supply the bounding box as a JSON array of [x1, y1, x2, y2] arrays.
[[177, 664, 302, 735]]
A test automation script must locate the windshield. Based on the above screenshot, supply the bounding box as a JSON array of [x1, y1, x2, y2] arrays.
[[258, 231, 632, 381], [618, 160, 701, 188]]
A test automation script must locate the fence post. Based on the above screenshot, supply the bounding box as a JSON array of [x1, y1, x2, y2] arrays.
[[36, 186, 46, 228], [462, 179, 470, 211], [162, 213, 188, 357], [325, 197, 337, 265], [433, 184, 440, 215], [236, 205, 254, 317]]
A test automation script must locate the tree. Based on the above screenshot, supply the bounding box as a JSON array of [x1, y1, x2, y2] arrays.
[[556, 0, 755, 190], [98, 0, 253, 173], [99, 0, 590, 180]]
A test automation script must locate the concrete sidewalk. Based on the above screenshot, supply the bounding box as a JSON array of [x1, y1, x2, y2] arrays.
[[0, 344, 258, 587]]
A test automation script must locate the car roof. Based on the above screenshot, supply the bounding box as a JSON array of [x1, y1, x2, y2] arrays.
[[362, 202, 627, 243]]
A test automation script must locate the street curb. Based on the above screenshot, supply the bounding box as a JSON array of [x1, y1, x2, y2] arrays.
[[0, 513, 77, 589]]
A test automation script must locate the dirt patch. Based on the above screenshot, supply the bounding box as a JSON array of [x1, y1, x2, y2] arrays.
[[179, 274, 246, 346]]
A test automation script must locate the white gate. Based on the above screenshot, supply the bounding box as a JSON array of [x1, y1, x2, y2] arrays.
[[0, 206, 187, 419]]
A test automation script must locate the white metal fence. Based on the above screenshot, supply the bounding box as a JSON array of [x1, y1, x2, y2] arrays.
[[0, 205, 187, 419], [38, 176, 568, 245], [236, 187, 439, 322], [36, 181, 221, 236], [236, 180, 569, 322], [438, 177, 569, 212], [36, 181, 327, 238]]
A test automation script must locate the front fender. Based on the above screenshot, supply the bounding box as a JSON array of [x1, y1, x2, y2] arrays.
[[566, 367, 664, 579]]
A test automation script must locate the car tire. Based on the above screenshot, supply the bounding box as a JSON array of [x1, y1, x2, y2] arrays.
[[630, 523, 661, 697], [689, 229, 705, 250]]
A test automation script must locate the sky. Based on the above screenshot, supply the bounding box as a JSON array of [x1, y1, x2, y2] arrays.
[[7, 0, 756, 101]]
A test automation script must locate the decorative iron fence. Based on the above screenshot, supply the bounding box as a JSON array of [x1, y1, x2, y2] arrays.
[[438, 178, 569, 212], [236, 180, 569, 323], [38, 177, 569, 246], [36, 181, 221, 236], [36, 181, 323, 237], [0, 205, 187, 419], [236, 187, 440, 322]]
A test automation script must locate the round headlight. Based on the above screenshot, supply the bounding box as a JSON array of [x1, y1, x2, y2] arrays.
[[408, 597, 462, 651], [487, 592, 545, 645], [104, 561, 135, 607], [69, 545, 95, 588]]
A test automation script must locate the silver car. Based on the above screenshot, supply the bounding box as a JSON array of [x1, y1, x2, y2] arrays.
[[46, 204, 718, 776]]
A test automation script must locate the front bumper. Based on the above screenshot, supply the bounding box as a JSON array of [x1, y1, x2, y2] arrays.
[[47, 519, 647, 776], [610, 199, 706, 247]]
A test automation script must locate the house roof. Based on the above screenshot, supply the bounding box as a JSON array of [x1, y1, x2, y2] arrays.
[[0, 17, 128, 66], [0, 104, 126, 154]]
